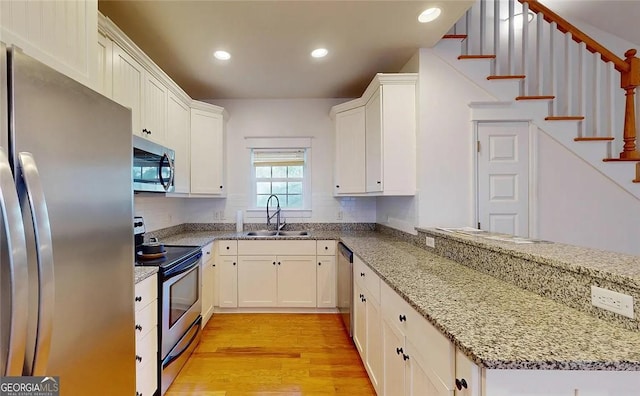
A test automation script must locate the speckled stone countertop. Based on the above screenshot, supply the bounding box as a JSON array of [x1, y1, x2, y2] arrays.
[[160, 230, 349, 246], [420, 227, 640, 288], [134, 266, 158, 284], [341, 234, 640, 371]]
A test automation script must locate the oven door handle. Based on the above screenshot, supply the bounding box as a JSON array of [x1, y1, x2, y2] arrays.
[[162, 317, 201, 368], [163, 252, 202, 279]]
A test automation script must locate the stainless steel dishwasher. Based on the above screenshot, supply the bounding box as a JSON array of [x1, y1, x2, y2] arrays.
[[337, 242, 354, 338]]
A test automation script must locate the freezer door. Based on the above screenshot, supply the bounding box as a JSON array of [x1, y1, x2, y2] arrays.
[[9, 47, 135, 393]]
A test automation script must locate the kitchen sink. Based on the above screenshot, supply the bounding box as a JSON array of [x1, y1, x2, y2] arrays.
[[244, 230, 311, 237]]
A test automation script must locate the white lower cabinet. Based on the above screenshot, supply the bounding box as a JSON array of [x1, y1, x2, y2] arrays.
[[134, 274, 158, 396], [316, 255, 336, 307], [216, 241, 238, 308], [201, 243, 215, 326]]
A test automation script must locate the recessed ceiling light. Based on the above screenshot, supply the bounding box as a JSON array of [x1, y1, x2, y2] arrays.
[[311, 48, 328, 58], [214, 50, 231, 60], [418, 7, 441, 23]]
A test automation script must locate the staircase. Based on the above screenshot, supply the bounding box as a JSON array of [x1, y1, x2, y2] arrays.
[[433, 0, 640, 199]]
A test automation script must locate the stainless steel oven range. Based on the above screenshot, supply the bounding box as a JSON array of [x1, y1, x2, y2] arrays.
[[134, 217, 202, 395]]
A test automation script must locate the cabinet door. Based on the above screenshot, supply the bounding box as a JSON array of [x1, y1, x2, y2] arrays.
[[96, 31, 113, 98], [142, 72, 168, 144], [218, 257, 238, 308], [365, 87, 383, 192], [112, 44, 143, 137], [317, 256, 336, 308], [407, 339, 453, 396], [366, 295, 383, 393], [167, 92, 191, 193], [201, 257, 215, 326], [334, 107, 366, 194], [277, 256, 317, 308], [191, 109, 225, 195], [353, 282, 367, 357], [455, 349, 481, 396], [238, 256, 277, 307], [383, 319, 406, 396]]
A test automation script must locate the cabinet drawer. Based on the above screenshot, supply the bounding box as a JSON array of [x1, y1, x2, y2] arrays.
[[218, 240, 238, 256], [136, 341, 158, 396], [135, 274, 157, 312], [354, 255, 380, 303], [202, 242, 214, 259], [135, 298, 157, 341], [316, 240, 336, 255], [381, 281, 454, 390], [238, 240, 316, 255], [135, 326, 157, 371]]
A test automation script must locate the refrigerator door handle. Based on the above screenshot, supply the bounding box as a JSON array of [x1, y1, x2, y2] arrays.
[[18, 152, 54, 376], [0, 147, 29, 376]]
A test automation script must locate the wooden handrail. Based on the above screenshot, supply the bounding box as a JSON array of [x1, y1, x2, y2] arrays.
[[520, 0, 628, 73]]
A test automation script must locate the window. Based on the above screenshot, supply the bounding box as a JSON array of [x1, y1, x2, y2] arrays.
[[252, 149, 307, 209]]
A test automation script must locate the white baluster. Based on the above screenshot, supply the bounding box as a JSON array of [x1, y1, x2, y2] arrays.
[[605, 62, 615, 139], [463, 8, 470, 55], [577, 42, 587, 136], [535, 11, 544, 95], [592, 52, 601, 137], [521, 2, 529, 95], [508, 0, 515, 75], [480, 0, 486, 55], [564, 32, 573, 116], [494, 0, 500, 75], [550, 22, 558, 116]]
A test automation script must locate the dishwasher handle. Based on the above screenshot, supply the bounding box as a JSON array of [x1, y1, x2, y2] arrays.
[[337, 242, 353, 263]]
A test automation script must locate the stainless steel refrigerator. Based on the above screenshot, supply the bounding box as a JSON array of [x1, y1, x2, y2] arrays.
[[0, 44, 136, 394]]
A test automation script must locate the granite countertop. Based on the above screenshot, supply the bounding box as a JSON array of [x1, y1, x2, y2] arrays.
[[134, 266, 158, 284], [421, 227, 640, 288], [341, 234, 640, 371], [159, 229, 351, 246]]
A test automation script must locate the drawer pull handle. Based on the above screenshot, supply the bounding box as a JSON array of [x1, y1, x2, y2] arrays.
[[360, 272, 365, 277], [402, 353, 409, 361], [135, 296, 142, 302], [455, 378, 468, 390], [399, 314, 407, 322], [135, 324, 143, 332], [396, 347, 403, 355], [135, 355, 142, 362]]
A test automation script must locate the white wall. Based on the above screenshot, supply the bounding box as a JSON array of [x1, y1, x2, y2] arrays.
[[376, 48, 494, 231], [134, 195, 185, 231], [536, 130, 640, 255], [186, 98, 377, 224]]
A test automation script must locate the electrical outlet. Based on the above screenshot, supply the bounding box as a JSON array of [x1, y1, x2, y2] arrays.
[[591, 286, 634, 319], [425, 236, 435, 248], [337, 211, 343, 220], [213, 211, 219, 221]]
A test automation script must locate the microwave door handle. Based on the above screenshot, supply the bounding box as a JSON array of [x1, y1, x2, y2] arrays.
[[0, 148, 29, 375], [18, 152, 54, 376], [167, 154, 175, 191], [158, 153, 171, 192]]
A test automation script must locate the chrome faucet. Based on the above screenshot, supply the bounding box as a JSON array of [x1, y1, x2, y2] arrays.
[[266, 194, 285, 230]]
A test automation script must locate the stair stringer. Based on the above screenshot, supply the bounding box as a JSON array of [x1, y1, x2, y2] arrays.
[[470, 101, 640, 200]]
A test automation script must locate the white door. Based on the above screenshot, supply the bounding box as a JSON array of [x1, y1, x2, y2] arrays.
[[477, 122, 529, 237]]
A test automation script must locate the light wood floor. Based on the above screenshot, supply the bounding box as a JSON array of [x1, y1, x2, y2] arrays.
[[165, 313, 376, 396]]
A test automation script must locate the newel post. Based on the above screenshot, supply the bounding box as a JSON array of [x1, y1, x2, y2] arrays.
[[620, 49, 640, 159]]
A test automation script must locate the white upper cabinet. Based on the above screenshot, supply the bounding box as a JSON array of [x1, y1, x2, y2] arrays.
[[330, 73, 417, 196], [0, 0, 98, 87], [142, 71, 168, 145], [190, 105, 226, 196], [167, 92, 191, 194], [334, 106, 366, 195], [112, 43, 143, 137], [96, 31, 113, 98]]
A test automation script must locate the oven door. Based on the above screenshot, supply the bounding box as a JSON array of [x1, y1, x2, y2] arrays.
[[161, 252, 202, 358]]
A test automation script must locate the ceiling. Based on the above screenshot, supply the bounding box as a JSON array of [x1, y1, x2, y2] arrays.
[[98, 1, 640, 101], [98, 0, 472, 100]]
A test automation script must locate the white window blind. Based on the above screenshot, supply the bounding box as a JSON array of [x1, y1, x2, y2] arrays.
[[252, 150, 305, 167]]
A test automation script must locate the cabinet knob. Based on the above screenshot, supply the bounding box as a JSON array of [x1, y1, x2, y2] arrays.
[[336, 185, 340, 188], [273, 261, 276, 265], [233, 262, 236, 266], [396, 347, 403, 355], [324, 246, 328, 250], [137, 392, 142, 396], [362, 296, 366, 302], [206, 251, 211, 255], [318, 262, 321, 266], [136, 355, 142, 362], [402, 354, 409, 361], [277, 262, 281, 266], [135, 324, 143, 332], [455, 378, 468, 390], [377, 181, 381, 184], [219, 185, 223, 189], [226, 246, 230, 250], [399, 314, 407, 322], [360, 272, 365, 277], [359, 293, 364, 299], [135, 296, 142, 302]]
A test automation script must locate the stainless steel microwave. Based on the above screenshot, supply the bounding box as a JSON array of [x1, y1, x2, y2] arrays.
[[133, 135, 175, 193]]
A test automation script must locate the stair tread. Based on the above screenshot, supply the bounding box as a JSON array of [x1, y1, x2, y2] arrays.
[[574, 137, 615, 141], [443, 34, 467, 39], [603, 158, 640, 162], [545, 116, 585, 120], [516, 95, 555, 100], [458, 55, 496, 60], [487, 75, 525, 80]]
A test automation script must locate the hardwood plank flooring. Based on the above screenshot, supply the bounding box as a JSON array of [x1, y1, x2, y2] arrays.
[[165, 313, 376, 396]]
